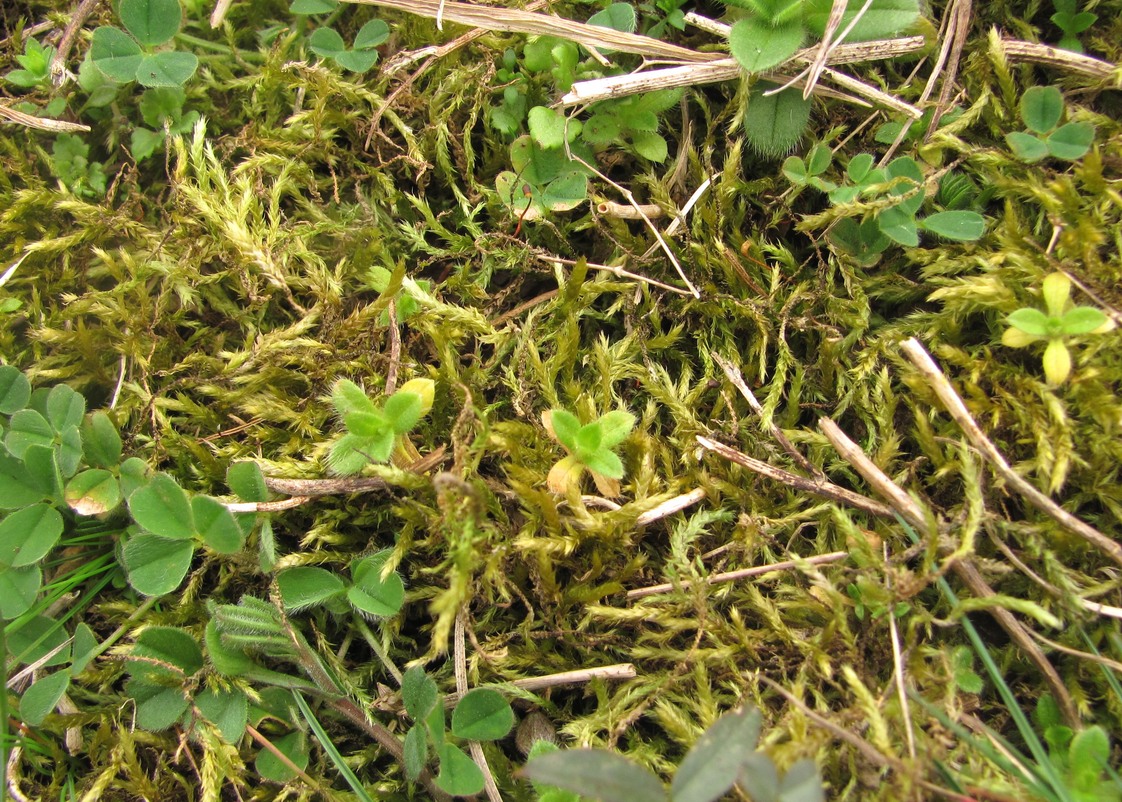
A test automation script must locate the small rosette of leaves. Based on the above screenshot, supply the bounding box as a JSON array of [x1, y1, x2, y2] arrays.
[[328, 378, 434, 475], [1005, 86, 1094, 163], [90, 0, 198, 88], [544, 408, 635, 496], [401, 665, 515, 796], [1002, 273, 1114, 385]]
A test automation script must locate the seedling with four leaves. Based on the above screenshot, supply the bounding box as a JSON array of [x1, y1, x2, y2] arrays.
[[1002, 272, 1115, 385], [543, 407, 635, 497], [327, 377, 435, 474]]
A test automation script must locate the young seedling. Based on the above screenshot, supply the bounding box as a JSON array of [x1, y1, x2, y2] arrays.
[[90, 0, 199, 88], [327, 377, 435, 475], [1051, 0, 1097, 53], [307, 20, 390, 72], [401, 665, 515, 796], [543, 408, 635, 497], [1006, 86, 1095, 163], [5, 37, 55, 89], [1002, 272, 1115, 385]]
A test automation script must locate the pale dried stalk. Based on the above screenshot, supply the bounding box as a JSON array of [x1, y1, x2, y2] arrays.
[[640, 175, 713, 260], [696, 435, 896, 519], [346, 0, 720, 63], [626, 551, 848, 599], [509, 663, 637, 692], [562, 37, 926, 106], [816, 411, 1079, 728], [597, 201, 664, 219], [635, 488, 706, 526], [533, 254, 694, 296], [0, 103, 90, 132], [455, 612, 502, 802], [899, 338, 1122, 568], [883, 542, 916, 760], [1001, 38, 1117, 80]]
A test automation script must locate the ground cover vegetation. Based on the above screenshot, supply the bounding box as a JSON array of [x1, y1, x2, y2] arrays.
[[1, 0, 1121, 798]]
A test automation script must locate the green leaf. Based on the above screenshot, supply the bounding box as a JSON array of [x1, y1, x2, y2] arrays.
[[1006, 131, 1049, 162], [581, 448, 624, 479], [876, 204, 919, 246], [1020, 85, 1064, 134], [778, 758, 825, 802], [129, 473, 194, 540], [782, 156, 809, 185], [192, 495, 245, 553], [630, 130, 668, 162], [131, 128, 164, 162], [119, 0, 182, 46], [348, 552, 405, 617], [22, 444, 63, 502], [65, 469, 122, 516], [228, 461, 268, 502], [671, 707, 762, 802], [729, 19, 804, 73], [451, 688, 514, 740], [1007, 308, 1053, 337], [90, 27, 143, 83], [0, 452, 46, 509], [45, 384, 85, 431], [333, 379, 376, 417], [596, 410, 635, 448], [130, 626, 205, 677], [308, 27, 347, 57], [193, 687, 249, 744], [355, 18, 390, 49], [0, 366, 31, 414], [384, 390, 423, 435], [522, 749, 668, 802], [0, 564, 41, 619], [436, 743, 485, 796], [20, 672, 70, 726], [332, 50, 380, 73], [205, 619, 257, 677], [7, 615, 69, 667], [0, 504, 63, 567], [920, 210, 985, 241], [1043, 338, 1072, 384], [587, 3, 637, 33], [290, 0, 338, 12], [123, 533, 194, 596], [119, 456, 149, 499], [404, 723, 428, 780], [126, 678, 190, 731], [5, 409, 54, 458], [255, 731, 309, 782], [138, 85, 185, 127], [1068, 726, 1110, 790], [1046, 121, 1094, 161], [737, 751, 780, 802], [1058, 306, 1108, 335], [57, 425, 83, 479], [136, 51, 198, 87], [81, 411, 122, 468], [71, 623, 99, 675], [804, 0, 919, 41], [528, 106, 571, 149], [884, 155, 925, 215], [402, 665, 440, 720], [549, 409, 581, 451], [344, 409, 388, 439], [744, 85, 811, 158], [278, 567, 346, 611], [583, 112, 622, 146]]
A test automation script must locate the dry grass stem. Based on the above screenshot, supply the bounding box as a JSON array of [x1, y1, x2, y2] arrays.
[[899, 338, 1122, 568], [0, 103, 90, 132], [347, 0, 720, 63], [635, 488, 707, 526], [1000, 37, 1117, 80], [626, 551, 848, 599], [596, 201, 664, 219], [696, 435, 897, 519]]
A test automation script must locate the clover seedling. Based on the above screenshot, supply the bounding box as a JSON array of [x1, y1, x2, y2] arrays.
[[50, 134, 108, 198], [276, 549, 405, 618], [1051, 0, 1097, 53], [1006, 86, 1094, 163], [543, 407, 635, 497], [1002, 272, 1114, 385], [307, 20, 390, 72], [131, 86, 200, 162], [782, 142, 836, 193], [328, 377, 435, 475], [401, 665, 515, 797], [90, 0, 198, 87]]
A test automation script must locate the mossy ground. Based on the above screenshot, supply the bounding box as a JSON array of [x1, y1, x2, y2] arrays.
[[2, 0, 1122, 799]]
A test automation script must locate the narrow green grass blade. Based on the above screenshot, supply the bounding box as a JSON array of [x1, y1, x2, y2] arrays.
[[291, 690, 376, 802]]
